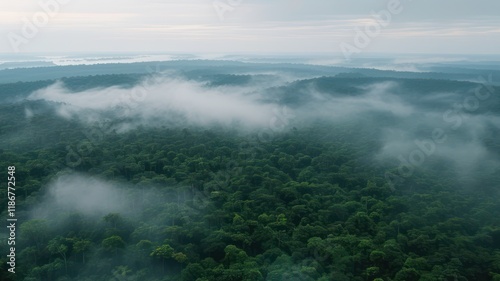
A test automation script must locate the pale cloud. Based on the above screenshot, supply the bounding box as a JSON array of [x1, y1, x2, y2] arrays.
[[27, 77, 279, 129]]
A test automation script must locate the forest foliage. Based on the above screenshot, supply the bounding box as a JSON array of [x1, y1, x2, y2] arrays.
[[0, 67, 499, 281]]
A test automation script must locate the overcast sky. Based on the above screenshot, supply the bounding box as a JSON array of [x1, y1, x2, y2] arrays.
[[1, 0, 499, 56]]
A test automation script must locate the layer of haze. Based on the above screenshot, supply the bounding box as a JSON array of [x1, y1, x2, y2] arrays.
[[26, 71, 500, 191], [28, 75, 279, 130]]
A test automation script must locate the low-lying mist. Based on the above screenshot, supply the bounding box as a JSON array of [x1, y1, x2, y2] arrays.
[[24, 72, 500, 191], [27, 76, 279, 131], [32, 174, 133, 219], [30, 172, 202, 223]]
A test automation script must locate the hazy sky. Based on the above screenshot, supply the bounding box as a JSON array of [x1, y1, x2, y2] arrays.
[[1, 0, 499, 55]]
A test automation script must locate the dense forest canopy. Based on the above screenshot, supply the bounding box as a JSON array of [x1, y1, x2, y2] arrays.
[[0, 61, 499, 281]]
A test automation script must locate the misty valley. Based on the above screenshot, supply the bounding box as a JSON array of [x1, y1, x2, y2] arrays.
[[1, 59, 500, 281]]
